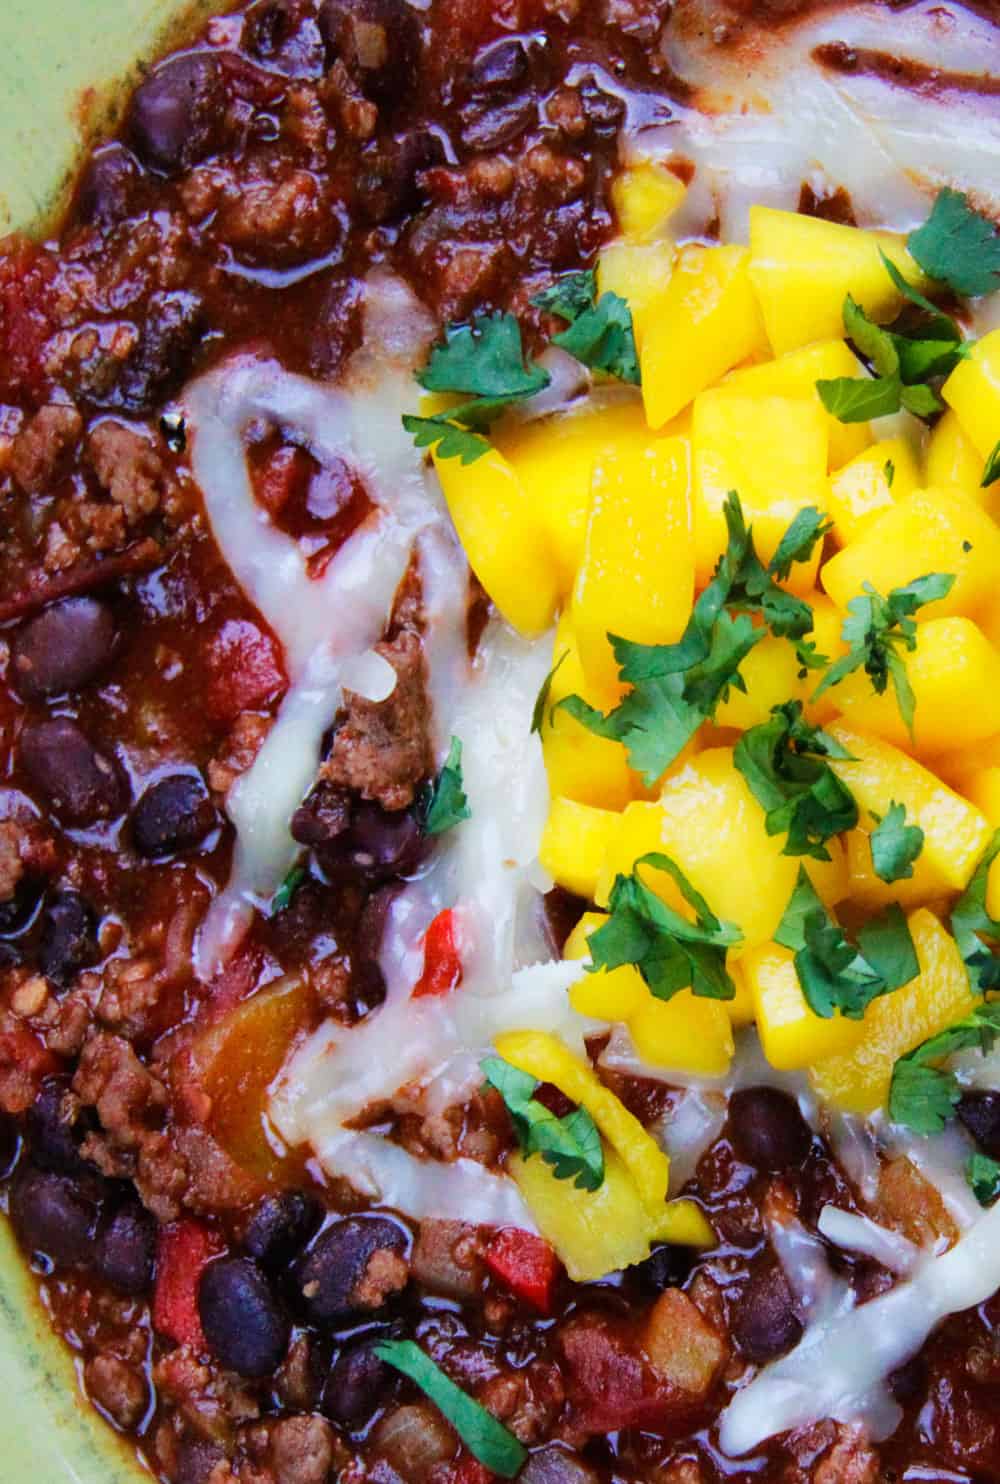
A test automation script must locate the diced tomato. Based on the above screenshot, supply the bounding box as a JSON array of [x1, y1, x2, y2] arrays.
[[153, 1220, 225, 1350], [0, 241, 56, 402], [0, 1024, 60, 1111], [203, 616, 287, 723], [559, 1313, 668, 1432], [445, 1458, 495, 1484], [253, 444, 313, 518], [484, 1228, 561, 1316], [412, 909, 463, 998]]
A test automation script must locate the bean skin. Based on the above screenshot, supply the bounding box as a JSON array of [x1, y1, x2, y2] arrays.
[[199, 1257, 290, 1378], [729, 1087, 813, 1172]]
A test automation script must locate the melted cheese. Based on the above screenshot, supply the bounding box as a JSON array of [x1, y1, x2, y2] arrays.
[[817, 1207, 918, 1276]]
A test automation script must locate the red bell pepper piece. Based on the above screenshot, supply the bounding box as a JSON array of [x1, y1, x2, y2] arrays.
[[153, 1220, 224, 1350], [484, 1227, 561, 1316], [413, 908, 463, 998]]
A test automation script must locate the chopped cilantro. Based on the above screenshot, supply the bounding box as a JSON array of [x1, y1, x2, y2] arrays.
[[968, 1152, 1000, 1207], [419, 311, 551, 400], [482, 1056, 604, 1191], [586, 851, 741, 1003], [888, 1001, 1000, 1133], [532, 269, 599, 324], [812, 573, 956, 737], [950, 830, 1000, 994], [733, 701, 858, 861], [983, 441, 1000, 490], [375, 1340, 528, 1478], [530, 651, 569, 735], [420, 737, 471, 836], [884, 458, 895, 489], [402, 413, 491, 465], [907, 188, 1000, 298], [869, 802, 925, 884], [272, 863, 306, 914], [815, 374, 903, 424], [533, 270, 641, 385]]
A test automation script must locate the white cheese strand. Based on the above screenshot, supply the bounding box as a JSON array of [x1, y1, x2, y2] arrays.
[[817, 1207, 919, 1277]]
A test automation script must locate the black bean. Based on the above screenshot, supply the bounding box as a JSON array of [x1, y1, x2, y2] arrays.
[[0, 873, 45, 939], [578, 75, 627, 133], [729, 1086, 813, 1172], [467, 38, 530, 96], [732, 1263, 803, 1362], [633, 1241, 694, 1296], [11, 597, 117, 701], [128, 54, 226, 176], [106, 291, 207, 416], [131, 773, 215, 859], [318, 0, 420, 104], [75, 144, 145, 228], [243, 1191, 322, 1272], [957, 1091, 1000, 1160], [175, 1437, 226, 1484], [357, 130, 445, 226], [11, 1167, 99, 1268], [0, 1113, 19, 1179], [94, 1202, 156, 1294], [243, 0, 325, 75], [294, 1215, 408, 1325], [309, 276, 365, 381], [459, 95, 537, 154], [322, 1335, 397, 1427], [38, 891, 98, 987], [199, 1257, 290, 1378], [26, 1079, 87, 1174], [19, 718, 129, 827], [291, 783, 351, 848], [319, 802, 426, 884]]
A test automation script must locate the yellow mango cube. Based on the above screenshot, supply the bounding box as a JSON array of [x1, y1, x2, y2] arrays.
[[692, 391, 829, 592], [628, 990, 735, 1077], [540, 799, 621, 902], [432, 444, 557, 637], [744, 943, 866, 1071], [572, 437, 694, 697], [822, 487, 1000, 622], [613, 161, 686, 244], [932, 735, 1000, 793], [566, 912, 647, 1021], [828, 722, 992, 898], [720, 340, 874, 470], [542, 614, 634, 811], [811, 908, 977, 1114], [806, 595, 850, 725], [960, 767, 1000, 922], [925, 409, 996, 507], [597, 241, 675, 346], [714, 633, 806, 732], [942, 328, 1000, 459], [594, 800, 688, 909], [641, 245, 768, 430], [748, 206, 924, 355], [842, 828, 947, 911], [827, 437, 921, 546]]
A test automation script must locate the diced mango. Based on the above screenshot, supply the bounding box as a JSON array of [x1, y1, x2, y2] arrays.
[[806, 835, 850, 908], [933, 735, 1000, 793], [494, 1029, 670, 1210], [744, 943, 866, 1071], [692, 391, 828, 592], [748, 206, 924, 356], [925, 409, 996, 507], [628, 990, 735, 1077], [822, 487, 1000, 622], [641, 245, 768, 429], [543, 613, 634, 811], [597, 241, 676, 346], [613, 161, 687, 244], [432, 444, 558, 637], [594, 800, 691, 910], [828, 722, 992, 898], [831, 617, 1000, 757], [566, 912, 647, 1021], [806, 595, 850, 725], [719, 340, 874, 469], [960, 767, 1000, 922], [942, 327, 1000, 459], [826, 436, 921, 545], [842, 827, 948, 911], [540, 799, 620, 902], [572, 437, 694, 695], [725, 958, 756, 1027], [713, 633, 810, 732], [811, 908, 977, 1114]]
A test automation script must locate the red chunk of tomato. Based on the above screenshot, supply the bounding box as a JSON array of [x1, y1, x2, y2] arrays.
[[153, 1219, 224, 1351], [204, 616, 287, 724], [558, 1313, 668, 1433], [0, 1023, 60, 1113], [412, 908, 463, 998], [0, 241, 56, 402], [484, 1227, 561, 1316]]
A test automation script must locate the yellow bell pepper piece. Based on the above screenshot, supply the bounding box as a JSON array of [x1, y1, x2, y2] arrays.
[[494, 1029, 670, 1210], [748, 205, 924, 355], [432, 444, 557, 638], [542, 612, 634, 811], [828, 721, 992, 899], [629, 990, 735, 1077], [510, 1147, 712, 1283], [613, 161, 686, 244], [692, 391, 829, 593], [572, 437, 694, 696], [719, 340, 873, 470], [745, 942, 865, 1071], [566, 912, 647, 1021], [811, 908, 977, 1114], [597, 242, 675, 346], [641, 244, 768, 430], [826, 436, 921, 546], [925, 409, 998, 513], [540, 799, 621, 902], [942, 327, 1000, 459]]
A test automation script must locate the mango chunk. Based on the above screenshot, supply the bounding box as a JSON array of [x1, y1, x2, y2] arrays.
[[748, 206, 923, 355], [613, 161, 686, 244], [822, 487, 1000, 622], [641, 245, 767, 430], [942, 327, 1000, 459], [806, 595, 850, 725], [432, 444, 558, 637], [566, 912, 647, 1021], [960, 767, 1000, 922], [572, 437, 694, 696], [597, 242, 675, 346], [828, 721, 992, 899], [628, 990, 735, 1077], [811, 908, 977, 1114], [540, 798, 620, 902], [744, 943, 865, 1071], [594, 800, 689, 910], [542, 612, 634, 811], [925, 409, 997, 509], [720, 339, 873, 469], [827, 436, 921, 546], [692, 391, 828, 592], [725, 958, 756, 1027]]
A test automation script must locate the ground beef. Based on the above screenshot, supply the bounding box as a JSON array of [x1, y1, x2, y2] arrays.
[[87, 418, 173, 523], [9, 404, 82, 493]]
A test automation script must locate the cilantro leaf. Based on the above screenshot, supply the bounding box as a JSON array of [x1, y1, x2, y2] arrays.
[[870, 802, 925, 884], [769, 507, 833, 581], [532, 269, 598, 323], [420, 737, 471, 836], [587, 851, 741, 1003], [533, 273, 641, 385], [888, 1001, 1000, 1133], [812, 573, 956, 736], [884, 458, 896, 489], [419, 311, 550, 399], [375, 1340, 528, 1478], [968, 1152, 1000, 1207], [481, 1057, 604, 1191], [402, 412, 491, 465], [816, 374, 903, 423], [907, 188, 1000, 298], [272, 863, 306, 914], [734, 701, 858, 861], [983, 441, 1000, 490], [950, 829, 1000, 994], [530, 651, 568, 735]]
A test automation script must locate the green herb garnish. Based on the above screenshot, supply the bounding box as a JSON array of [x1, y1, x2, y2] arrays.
[[907, 188, 1000, 298], [888, 1001, 1000, 1133], [983, 441, 1000, 490], [421, 736, 471, 836], [482, 1056, 604, 1191], [968, 1152, 1000, 1207], [272, 863, 306, 914], [816, 289, 965, 425], [734, 701, 858, 861], [533, 270, 640, 385], [950, 830, 1000, 994], [530, 651, 569, 735], [401, 414, 491, 465], [869, 801, 925, 884]]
